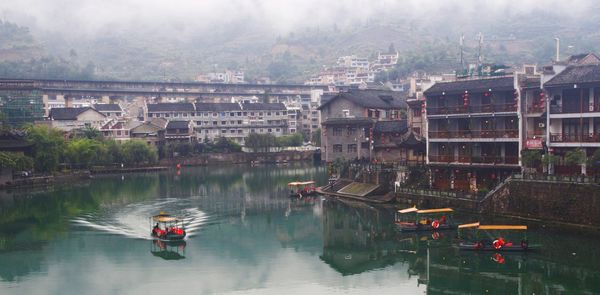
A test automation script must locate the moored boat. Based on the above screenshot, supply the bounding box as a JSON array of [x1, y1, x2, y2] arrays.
[[288, 181, 318, 198], [150, 212, 186, 241], [395, 207, 456, 232], [458, 222, 535, 251]]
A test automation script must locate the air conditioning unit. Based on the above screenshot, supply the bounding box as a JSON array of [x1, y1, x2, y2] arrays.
[[538, 123, 545, 128]]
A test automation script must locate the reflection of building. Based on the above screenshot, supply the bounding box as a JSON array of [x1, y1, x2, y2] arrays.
[[320, 198, 401, 275]]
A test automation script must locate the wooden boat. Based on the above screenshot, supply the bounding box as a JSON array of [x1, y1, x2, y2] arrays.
[[458, 222, 534, 251], [288, 181, 318, 198], [395, 207, 456, 232], [150, 212, 186, 241]]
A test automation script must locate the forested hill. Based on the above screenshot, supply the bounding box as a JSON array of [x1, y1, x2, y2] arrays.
[[2, 2, 600, 83]]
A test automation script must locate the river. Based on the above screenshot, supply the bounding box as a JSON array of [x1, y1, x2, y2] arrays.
[[0, 163, 598, 294]]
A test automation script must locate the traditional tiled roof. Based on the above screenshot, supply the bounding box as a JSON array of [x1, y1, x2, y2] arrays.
[[93, 103, 122, 112], [131, 122, 163, 134], [318, 90, 407, 110], [147, 103, 194, 112], [424, 76, 514, 96], [322, 117, 375, 125], [396, 133, 426, 149], [241, 103, 287, 111], [49, 107, 104, 120], [373, 120, 408, 133], [195, 103, 241, 112], [544, 64, 600, 87], [519, 77, 541, 89], [166, 120, 191, 129]]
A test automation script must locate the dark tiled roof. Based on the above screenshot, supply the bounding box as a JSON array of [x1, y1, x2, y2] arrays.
[[241, 103, 286, 111], [195, 103, 241, 112], [374, 120, 408, 133], [424, 76, 515, 96], [322, 117, 375, 125], [93, 103, 122, 112], [520, 77, 541, 89], [544, 65, 600, 87], [147, 103, 194, 112], [318, 90, 407, 110], [166, 120, 191, 129], [396, 133, 426, 148], [49, 107, 104, 120]]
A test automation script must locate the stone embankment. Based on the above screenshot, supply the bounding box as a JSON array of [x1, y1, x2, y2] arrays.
[[160, 150, 317, 166], [396, 174, 600, 228]]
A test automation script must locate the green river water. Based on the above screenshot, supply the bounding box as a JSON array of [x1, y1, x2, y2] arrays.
[[0, 164, 599, 294]]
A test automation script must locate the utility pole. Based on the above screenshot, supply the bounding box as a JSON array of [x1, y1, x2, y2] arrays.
[[554, 37, 560, 62]]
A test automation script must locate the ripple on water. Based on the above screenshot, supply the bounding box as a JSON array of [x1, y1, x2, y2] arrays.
[[71, 199, 208, 240]]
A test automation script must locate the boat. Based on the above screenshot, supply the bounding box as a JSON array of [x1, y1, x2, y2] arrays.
[[395, 207, 456, 232], [150, 212, 186, 241], [457, 222, 534, 251], [288, 181, 318, 198]]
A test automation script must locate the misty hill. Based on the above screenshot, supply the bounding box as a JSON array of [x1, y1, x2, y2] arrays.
[[1, 1, 600, 83]]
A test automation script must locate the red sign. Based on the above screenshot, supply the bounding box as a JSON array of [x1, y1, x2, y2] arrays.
[[525, 138, 543, 149]]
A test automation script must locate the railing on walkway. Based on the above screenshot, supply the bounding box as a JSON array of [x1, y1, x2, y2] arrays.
[[549, 133, 600, 143], [429, 155, 519, 165], [427, 103, 517, 115]]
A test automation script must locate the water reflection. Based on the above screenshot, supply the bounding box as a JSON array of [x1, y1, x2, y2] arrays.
[[150, 240, 186, 260]]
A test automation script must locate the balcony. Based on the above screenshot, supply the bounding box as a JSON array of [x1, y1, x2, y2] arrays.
[[429, 129, 519, 139], [550, 133, 600, 143], [526, 105, 545, 113], [550, 103, 600, 114], [429, 154, 519, 165], [427, 103, 517, 116]]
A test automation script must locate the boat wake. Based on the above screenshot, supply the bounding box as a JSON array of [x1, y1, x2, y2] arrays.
[[72, 199, 208, 240]]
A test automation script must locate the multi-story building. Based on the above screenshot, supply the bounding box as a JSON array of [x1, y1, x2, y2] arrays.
[[47, 107, 108, 132], [165, 120, 194, 143], [93, 104, 123, 118], [319, 90, 408, 162], [424, 76, 520, 191], [194, 103, 244, 143], [337, 55, 370, 70], [146, 103, 195, 121], [543, 64, 600, 174], [130, 118, 167, 147]]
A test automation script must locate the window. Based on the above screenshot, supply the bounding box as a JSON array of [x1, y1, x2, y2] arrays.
[[267, 112, 271, 116], [196, 121, 202, 125], [268, 128, 272, 133], [183, 113, 188, 117], [213, 112, 218, 117], [213, 121, 218, 126], [361, 141, 369, 149], [333, 127, 343, 136], [347, 127, 356, 136], [221, 129, 227, 133], [238, 120, 242, 124], [276, 128, 280, 132], [165, 114, 170, 117], [275, 112, 280, 116], [333, 144, 343, 153], [230, 129, 235, 133], [348, 144, 357, 153], [148, 113, 153, 118], [230, 112, 235, 117], [221, 121, 226, 125], [251, 129, 256, 133], [343, 109, 350, 117], [117, 130, 122, 136], [174, 113, 179, 117], [238, 130, 243, 134]]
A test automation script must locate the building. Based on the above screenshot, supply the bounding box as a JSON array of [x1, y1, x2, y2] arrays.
[[130, 118, 167, 147], [93, 103, 123, 118], [194, 102, 244, 143], [47, 107, 107, 132], [424, 76, 520, 191], [543, 64, 600, 174], [146, 103, 195, 121], [165, 120, 194, 143], [319, 90, 408, 162], [0, 80, 44, 126], [100, 119, 140, 143]]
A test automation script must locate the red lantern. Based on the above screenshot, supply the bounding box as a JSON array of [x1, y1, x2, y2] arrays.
[[484, 92, 490, 97], [491, 173, 496, 180]]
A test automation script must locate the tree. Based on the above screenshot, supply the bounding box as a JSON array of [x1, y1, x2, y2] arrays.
[[25, 124, 65, 173], [541, 154, 558, 175], [589, 148, 600, 171], [520, 150, 541, 171], [81, 125, 102, 140], [311, 129, 321, 146], [0, 151, 33, 171], [121, 140, 158, 166], [565, 148, 587, 175]]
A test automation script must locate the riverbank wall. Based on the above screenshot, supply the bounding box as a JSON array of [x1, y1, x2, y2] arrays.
[[159, 150, 317, 166], [396, 175, 600, 228]]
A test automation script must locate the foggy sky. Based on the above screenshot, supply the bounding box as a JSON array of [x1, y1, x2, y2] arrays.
[[0, 0, 594, 37]]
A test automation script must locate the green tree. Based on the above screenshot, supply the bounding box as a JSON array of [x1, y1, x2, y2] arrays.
[[565, 148, 587, 175], [520, 150, 541, 169], [81, 125, 102, 140], [311, 129, 321, 146], [0, 151, 33, 171], [25, 124, 65, 173], [121, 140, 158, 166], [541, 154, 559, 175]]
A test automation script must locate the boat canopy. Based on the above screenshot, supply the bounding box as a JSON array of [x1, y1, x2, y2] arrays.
[[288, 181, 315, 186], [398, 206, 418, 214], [417, 208, 453, 214], [152, 214, 180, 223], [458, 222, 527, 230]]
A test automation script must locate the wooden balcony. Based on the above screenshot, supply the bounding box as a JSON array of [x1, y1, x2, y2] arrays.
[[550, 133, 600, 143], [550, 103, 600, 114], [428, 129, 519, 139], [429, 155, 519, 165], [427, 103, 517, 115]]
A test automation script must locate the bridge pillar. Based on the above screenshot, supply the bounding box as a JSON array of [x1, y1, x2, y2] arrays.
[[101, 95, 110, 104], [42, 94, 49, 116]]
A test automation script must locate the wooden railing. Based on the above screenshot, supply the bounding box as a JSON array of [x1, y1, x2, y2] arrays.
[[550, 103, 600, 114], [429, 155, 519, 165], [550, 133, 600, 143], [427, 103, 517, 115], [429, 129, 518, 139]]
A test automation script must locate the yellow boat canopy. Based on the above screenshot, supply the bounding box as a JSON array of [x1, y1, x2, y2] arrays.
[[398, 206, 418, 214], [417, 208, 453, 214], [458, 222, 527, 230], [478, 225, 527, 230], [152, 214, 180, 223], [288, 181, 315, 186]]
